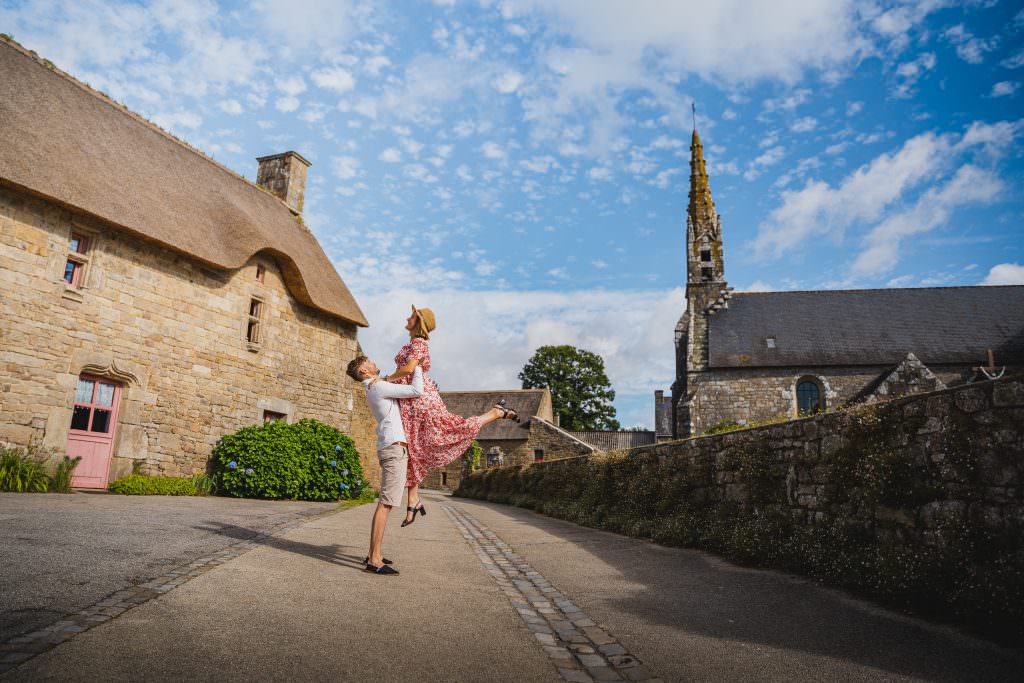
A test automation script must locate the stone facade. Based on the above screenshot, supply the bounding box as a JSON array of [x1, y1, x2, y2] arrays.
[[0, 185, 376, 484]]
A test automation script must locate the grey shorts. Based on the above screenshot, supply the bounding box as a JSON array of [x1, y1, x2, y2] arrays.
[[377, 443, 408, 507]]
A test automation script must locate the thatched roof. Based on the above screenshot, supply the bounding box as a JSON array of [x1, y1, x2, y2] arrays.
[[0, 38, 367, 326], [440, 389, 552, 440]]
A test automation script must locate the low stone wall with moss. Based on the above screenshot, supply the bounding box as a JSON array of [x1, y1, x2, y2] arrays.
[[455, 375, 1024, 642]]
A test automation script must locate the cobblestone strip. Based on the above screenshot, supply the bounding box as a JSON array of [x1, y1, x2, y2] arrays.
[[444, 504, 662, 683], [0, 506, 341, 676]]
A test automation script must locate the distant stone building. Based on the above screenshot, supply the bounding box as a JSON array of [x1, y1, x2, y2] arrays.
[[668, 126, 1024, 438], [422, 389, 595, 490], [0, 39, 376, 488]]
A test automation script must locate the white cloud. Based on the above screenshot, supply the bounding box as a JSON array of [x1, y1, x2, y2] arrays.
[[219, 99, 243, 114], [722, 108, 737, 120], [150, 110, 202, 132], [521, 156, 558, 173], [942, 24, 999, 65], [849, 165, 1004, 277], [791, 116, 817, 133], [893, 52, 936, 98], [990, 81, 1020, 98], [311, 66, 356, 93], [275, 96, 300, 112], [1001, 49, 1024, 70], [982, 263, 1024, 285], [379, 147, 402, 163], [744, 145, 785, 180], [846, 101, 863, 116], [492, 70, 525, 93], [364, 55, 391, 76], [275, 75, 308, 96], [753, 121, 1019, 277], [588, 166, 613, 181], [480, 141, 506, 160], [763, 88, 811, 113], [331, 155, 360, 179], [252, 0, 360, 52], [404, 164, 439, 183]]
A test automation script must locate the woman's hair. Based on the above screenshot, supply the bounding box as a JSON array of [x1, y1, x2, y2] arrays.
[[346, 356, 369, 382], [411, 312, 430, 340]]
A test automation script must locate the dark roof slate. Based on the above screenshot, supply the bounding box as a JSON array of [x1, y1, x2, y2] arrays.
[[708, 286, 1024, 368], [568, 431, 657, 451]]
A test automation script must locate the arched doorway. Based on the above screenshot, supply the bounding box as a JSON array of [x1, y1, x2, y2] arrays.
[[67, 375, 123, 488]]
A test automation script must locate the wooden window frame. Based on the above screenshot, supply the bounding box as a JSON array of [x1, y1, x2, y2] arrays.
[[246, 295, 266, 351], [70, 375, 122, 435], [63, 231, 93, 297], [534, 448, 545, 463], [795, 377, 825, 416], [262, 409, 286, 423]]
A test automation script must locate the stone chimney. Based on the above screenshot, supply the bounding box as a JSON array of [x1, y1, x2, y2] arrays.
[[256, 151, 311, 214]]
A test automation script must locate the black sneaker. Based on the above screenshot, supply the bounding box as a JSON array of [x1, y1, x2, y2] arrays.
[[365, 563, 399, 575]]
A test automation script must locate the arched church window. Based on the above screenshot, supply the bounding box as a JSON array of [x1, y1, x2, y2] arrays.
[[700, 249, 711, 262], [796, 379, 823, 415]]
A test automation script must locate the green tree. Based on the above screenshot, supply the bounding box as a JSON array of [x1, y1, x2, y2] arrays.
[[519, 345, 620, 430]]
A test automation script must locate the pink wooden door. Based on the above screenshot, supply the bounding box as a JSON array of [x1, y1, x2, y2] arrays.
[[67, 376, 122, 489]]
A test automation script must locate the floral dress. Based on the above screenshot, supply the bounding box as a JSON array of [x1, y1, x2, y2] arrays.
[[394, 337, 484, 487]]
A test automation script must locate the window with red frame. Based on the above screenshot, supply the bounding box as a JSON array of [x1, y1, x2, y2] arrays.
[[71, 377, 117, 433], [64, 233, 89, 288]]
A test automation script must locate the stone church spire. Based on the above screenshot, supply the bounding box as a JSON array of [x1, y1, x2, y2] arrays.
[[686, 127, 725, 284], [672, 121, 733, 439]]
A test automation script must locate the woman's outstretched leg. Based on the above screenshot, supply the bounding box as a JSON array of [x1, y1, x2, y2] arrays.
[[403, 482, 421, 525]]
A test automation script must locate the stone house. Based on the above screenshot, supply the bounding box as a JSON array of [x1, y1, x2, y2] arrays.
[[0, 38, 376, 488], [668, 126, 1024, 438], [421, 389, 595, 490]]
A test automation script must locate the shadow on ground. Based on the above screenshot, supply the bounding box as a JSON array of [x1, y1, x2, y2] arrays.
[[453, 497, 1024, 683], [194, 522, 370, 572]]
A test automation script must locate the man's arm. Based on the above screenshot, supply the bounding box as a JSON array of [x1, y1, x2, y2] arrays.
[[370, 366, 424, 399]]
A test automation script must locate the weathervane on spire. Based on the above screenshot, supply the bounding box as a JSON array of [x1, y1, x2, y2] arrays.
[[692, 101, 696, 131]]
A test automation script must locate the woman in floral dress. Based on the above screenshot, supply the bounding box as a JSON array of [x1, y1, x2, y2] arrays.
[[383, 306, 519, 525]]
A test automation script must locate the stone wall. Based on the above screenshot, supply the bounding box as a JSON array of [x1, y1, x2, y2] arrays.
[[684, 363, 978, 436], [0, 187, 375, 483], [456, 375, 1024, 639]]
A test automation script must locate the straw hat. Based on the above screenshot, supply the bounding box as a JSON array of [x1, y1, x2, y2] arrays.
[[411, 305, 436, 339]]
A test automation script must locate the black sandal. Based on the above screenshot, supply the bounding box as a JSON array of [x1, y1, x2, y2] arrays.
[[364, 556, 393, 565], [365, 563, 399, 575], [494, 399, 521, 423], [401, 502, 426, 527]]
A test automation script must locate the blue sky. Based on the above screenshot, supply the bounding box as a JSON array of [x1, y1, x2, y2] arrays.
[[3, 0, 1022, 428]]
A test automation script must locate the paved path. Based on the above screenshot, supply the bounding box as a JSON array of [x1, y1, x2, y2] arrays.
[[3, 492, 1022, 682]]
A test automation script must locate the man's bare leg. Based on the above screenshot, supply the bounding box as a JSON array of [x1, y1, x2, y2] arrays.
[[368, 501, 392, 567]]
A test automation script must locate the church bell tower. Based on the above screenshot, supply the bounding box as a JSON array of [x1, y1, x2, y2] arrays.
[[671, 125, 732, 437]]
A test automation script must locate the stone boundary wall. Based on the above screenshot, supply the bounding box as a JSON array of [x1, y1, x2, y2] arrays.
[[456, 375, 1024, 642]]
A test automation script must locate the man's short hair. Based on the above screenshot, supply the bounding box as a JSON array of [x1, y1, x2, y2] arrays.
[[346, 355, 369, 382]]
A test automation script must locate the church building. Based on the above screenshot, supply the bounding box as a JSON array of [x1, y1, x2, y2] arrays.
[[669, 126, 1024, 438]]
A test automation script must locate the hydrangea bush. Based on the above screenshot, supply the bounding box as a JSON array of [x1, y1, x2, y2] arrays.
[[212, 419, 364, 501]]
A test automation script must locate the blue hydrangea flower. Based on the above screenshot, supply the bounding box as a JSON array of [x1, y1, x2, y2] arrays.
[[341, 469, 349, 476], [335, 445, 342, 452], [245, 468, 254, 475], [330, 460, 337, 467], [339, 483, 348, 490], [228, 461, 238, 469]]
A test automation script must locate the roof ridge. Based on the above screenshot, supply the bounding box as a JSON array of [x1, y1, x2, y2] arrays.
[[733, 284, 1024, 296], [0, 35, 302, 222]]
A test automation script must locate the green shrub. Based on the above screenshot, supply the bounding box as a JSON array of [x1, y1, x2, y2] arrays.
[[49, 456, 82, 493], [191, 473, 217, 496], [109, 474, 197, 496], [212, 419, 364, 501], [0, 446, 49, 492]]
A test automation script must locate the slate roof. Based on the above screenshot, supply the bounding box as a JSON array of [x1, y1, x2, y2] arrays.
[[440, 389, 552, 440], [0, 38, 367, 326], [568, 431, 657, 451], [708, 285, 1024, 368]]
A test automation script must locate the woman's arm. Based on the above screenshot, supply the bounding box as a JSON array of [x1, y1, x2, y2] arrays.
[[383, 358, 420, 382]]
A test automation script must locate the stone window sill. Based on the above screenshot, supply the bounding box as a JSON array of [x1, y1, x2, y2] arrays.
[[246, 342, 262, 353], [61, 286, 84, 303]]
